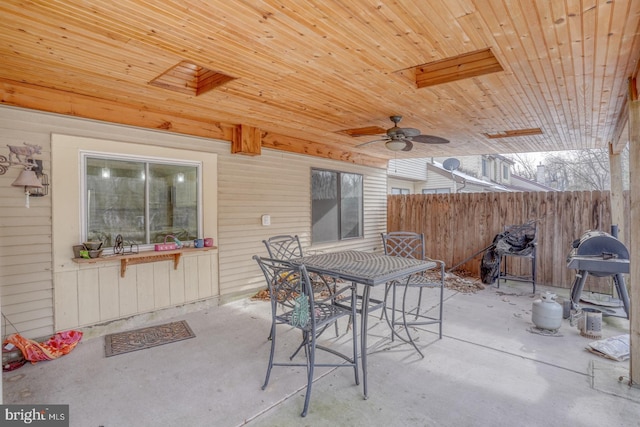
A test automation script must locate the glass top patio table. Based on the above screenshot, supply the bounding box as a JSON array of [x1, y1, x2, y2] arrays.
[[290, 250, 438, 398]]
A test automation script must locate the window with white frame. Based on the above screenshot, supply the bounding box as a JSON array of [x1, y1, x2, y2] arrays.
[[422, 188, 451, 194], [391, 187, 410, 195], [503, 164, 509, 180], [82, 153, 201, 249], [311, 168, 363, 244]]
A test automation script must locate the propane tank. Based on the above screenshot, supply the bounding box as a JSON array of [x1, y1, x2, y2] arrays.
[[532, 292, 563, 331]]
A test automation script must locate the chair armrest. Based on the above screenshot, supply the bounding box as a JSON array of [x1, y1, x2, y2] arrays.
[[424, 257, 446, 269]]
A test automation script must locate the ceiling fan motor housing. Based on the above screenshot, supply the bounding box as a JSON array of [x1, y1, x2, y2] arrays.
[[387, 126, 403, 138]]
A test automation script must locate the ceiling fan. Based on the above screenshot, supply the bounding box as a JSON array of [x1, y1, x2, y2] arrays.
[[354, 115, 449, 152]]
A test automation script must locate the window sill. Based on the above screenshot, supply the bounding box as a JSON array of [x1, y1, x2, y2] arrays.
[[71, 246, 217, 278]]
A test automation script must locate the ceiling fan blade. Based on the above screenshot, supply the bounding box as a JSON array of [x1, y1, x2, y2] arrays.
[[402, 140, 414, 151], [400, 128, 420, 138], [355, 138, 388, 148], [413, 134, 450, 144], [340, 126, 387, 137]]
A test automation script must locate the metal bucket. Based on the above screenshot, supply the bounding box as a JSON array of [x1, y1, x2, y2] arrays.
[[578, 308, 602, 339]]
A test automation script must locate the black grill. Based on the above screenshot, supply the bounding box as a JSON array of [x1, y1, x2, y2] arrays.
[[568, 230, 629, 277], [567, 227, 630, 319]]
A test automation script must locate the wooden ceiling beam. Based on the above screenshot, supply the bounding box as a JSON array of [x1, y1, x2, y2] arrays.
[[232, 124, 261, 156], [261, 132, 387, 169], [0, 78, 234, 140], [0, 78, 387, 169]]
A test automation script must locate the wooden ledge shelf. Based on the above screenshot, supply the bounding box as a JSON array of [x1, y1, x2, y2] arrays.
[[71, 247, 217, 277]]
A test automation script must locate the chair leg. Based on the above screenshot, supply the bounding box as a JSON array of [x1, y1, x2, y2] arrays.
[[331, 279, 340, 337], [392, 283, 400, 341], [438, 285, 444, 339], [382, 281, 444, 357], [262, 324, 277, 390], [380, 283, 390, 320], [301, 337, 314, 417], [401, 284, 424, 358], [498, 253, 537, 295], [289, 332, 308, 360], [382, 283, 409, 346], [348, 285, 360, 385], [531, 251, 537, 295], [415, 287, 424, 320], [382, 282, 399, 343]]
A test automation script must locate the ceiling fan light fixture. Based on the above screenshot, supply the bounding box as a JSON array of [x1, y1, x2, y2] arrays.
[[385, 140, 406, 151]]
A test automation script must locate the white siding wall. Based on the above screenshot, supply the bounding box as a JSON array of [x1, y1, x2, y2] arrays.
[[0, 106, 388, 338], [387, 177, 414, 193], [50, 134, 219, 331], [219, 147, 388, 295], [387, 158, 428, 180], [418, 172, 454, 193], [1, 109, 56, 339]]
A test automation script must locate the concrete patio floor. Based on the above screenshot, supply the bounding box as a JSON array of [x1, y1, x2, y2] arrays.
[[3, 280, 639, 427]]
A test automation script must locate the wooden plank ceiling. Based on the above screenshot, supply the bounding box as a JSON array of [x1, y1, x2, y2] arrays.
[[1, 0, 639, 168]]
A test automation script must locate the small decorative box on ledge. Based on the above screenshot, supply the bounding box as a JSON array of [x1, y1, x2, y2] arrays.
[[72, 246, 217, 277], [154, 234, 181, 251]]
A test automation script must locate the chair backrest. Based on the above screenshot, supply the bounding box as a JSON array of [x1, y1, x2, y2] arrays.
[[262, 235, 304, 260], [253, 256, 315, 329], [381, 231, 425, 260]]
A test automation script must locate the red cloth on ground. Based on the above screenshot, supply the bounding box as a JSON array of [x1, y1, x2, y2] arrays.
[[5, 330, 83, 364]]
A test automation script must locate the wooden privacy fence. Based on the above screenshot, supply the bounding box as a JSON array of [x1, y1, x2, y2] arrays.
[[387, 191, 629, 290]]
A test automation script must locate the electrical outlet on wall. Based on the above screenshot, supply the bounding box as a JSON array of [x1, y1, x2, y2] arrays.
[[261, 214, 271, 226]]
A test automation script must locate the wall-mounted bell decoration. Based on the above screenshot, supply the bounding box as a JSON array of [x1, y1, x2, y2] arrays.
[[2, 144, 48, 208]]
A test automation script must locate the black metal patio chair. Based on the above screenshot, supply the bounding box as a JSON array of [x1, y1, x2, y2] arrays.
[[263, 235, 385, 330], [262, 234, 305, 261], [381, 231, 445, 358], [262, 235, 353, 334], [253, 256, 359, 417]]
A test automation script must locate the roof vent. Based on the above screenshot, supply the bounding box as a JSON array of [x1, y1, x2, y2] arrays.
[[484, 128, 543, 139], [149, 61, 235, 96], [397, 48, 503, 88]]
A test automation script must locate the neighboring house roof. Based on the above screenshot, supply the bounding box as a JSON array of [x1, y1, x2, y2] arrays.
[[390, 158, 558, 193], [427, 161, 511, 192], [506, 174, 560, 192], [484, 153, 515, 165]]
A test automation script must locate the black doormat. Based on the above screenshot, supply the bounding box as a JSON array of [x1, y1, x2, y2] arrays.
[[105, 320, 195, 357]]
